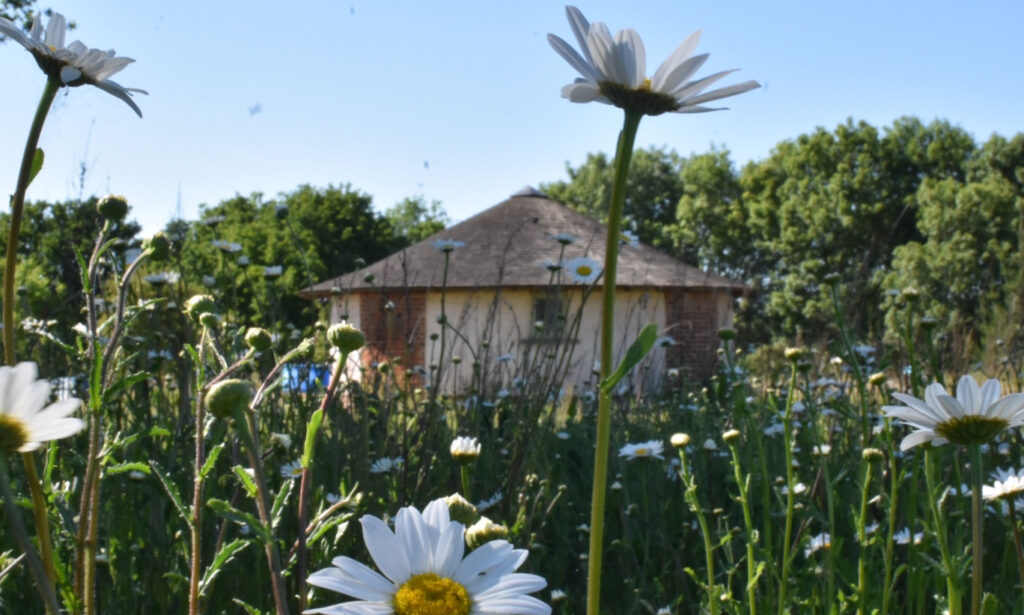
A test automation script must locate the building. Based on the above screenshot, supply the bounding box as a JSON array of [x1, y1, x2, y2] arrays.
[[301, 188, 743, 396]]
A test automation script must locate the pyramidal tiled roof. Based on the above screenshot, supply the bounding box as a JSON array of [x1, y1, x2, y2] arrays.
[[303, 189, 743, 296]]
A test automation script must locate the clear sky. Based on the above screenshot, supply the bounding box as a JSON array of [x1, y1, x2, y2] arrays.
[[1, 1, 1022, 237]]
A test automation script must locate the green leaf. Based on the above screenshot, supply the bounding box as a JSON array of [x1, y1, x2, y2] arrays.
[[271, 479, 294, 530], [74, 247, 90, 294], [207, 499, 269, 544], [301, 408, 323, 467], [27, 148, 43, 187], [151, 462, 190, 525], [600, 323, 658, 394], [102, 371, 150, 405], [148, 426, 171, 438], [981, 592, 1000, 615], [308, 516, 349, 548], [199, 539, 250, 597], [200, 443, 224, 480], [231, 598, 265, 615], [231, 465, 258, 499], [106, 462, 150, 476]]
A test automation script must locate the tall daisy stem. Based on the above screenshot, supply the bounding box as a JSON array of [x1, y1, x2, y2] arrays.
[[5, 77, 61, 598], [969, 443, 984, 615], [587, 109, 642, 615]]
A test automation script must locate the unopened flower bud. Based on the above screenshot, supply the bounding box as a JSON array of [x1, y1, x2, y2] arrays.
[[199, 312, 219, 329], [784, 347, 804, 362], [868, 372, 886, 387], [245, 327, 272, 352], [465, 517, 509, 549], [722, 429, 740, 444], [144, 232, 171, 260], [184, 295, 216, 322], [670, 433, 690, 448], [718, 328, 737, 341], [444, 493, 480, 526], [97, 194, 128, 221], [862, 448, 884, 463], [822, 272, 841, 285], [327, 322, 365, 355], [205, 379, 253, 420]]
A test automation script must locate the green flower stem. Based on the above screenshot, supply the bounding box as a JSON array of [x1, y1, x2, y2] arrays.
[[0, 453, 59, 614], [925, 448, 961, 615], [678, 446, 719, 614], [1007, 499, 1024, 602], [828, 284, 869, 445], [969, 443, 984, 615], [4, 77, 61, 599], [5, 76, 59, 365], [231, 405, 291, 615], [856, 460, 873, 614], [296, 358, 346, 614], [188, 330, 210, 615], [727, 440, 757, 615], [777, 364, 799, 615], [586, 108, 642, 615], [460, 463, 472, 502]]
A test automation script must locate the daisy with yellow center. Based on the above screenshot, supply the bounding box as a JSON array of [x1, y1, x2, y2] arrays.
[[563, 256, 602, 284], [0, 362, 84, 455], [882, 375, 1024, 451], [306, 498, 550, 615], [0, 12, 145, 116], [618, 439, 665, 461], [548, 6, 759, 117]]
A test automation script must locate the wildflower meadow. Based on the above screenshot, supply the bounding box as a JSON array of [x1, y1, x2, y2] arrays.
[[4, 5, 1024, 615]]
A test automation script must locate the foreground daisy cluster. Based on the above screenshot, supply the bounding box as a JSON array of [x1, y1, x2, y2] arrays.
[[307, 498, 549, 615]]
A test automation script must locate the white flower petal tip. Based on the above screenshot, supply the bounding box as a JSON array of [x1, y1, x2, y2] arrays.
[[548, 6, 758, 116], [618, 439, 665, 460], [306, 498, 549, 614], [0, 13, 145, 117], [884, 374, 1024, 449], [0, 362, 84, 454]]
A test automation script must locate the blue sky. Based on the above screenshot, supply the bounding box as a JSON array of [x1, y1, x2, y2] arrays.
[[1, 1, 1022, 236]]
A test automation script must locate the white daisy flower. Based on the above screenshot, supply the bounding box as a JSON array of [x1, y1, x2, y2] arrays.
[[551, 233, 577, 245], [306, 498, 550, 615], [264, 265, 283, 278], [210, 239, 243, 253], [894, 528, 924, 545], [280, 459, 304, 480], [618, 439, 664, 460], [983, 467, 1024, 501], [475, 491, 503, 513], [0, 12, 146, 116], [370, 456, 404, 475], [882, 375, 1024, 451], [620, 230, 640, 248], [563, 256, 602, 284], [548, 6, 759, 116], [450, 436, 481, 462], [804, 532, 831, 557], [432, 238, 466, 253], [0, 363, 84, 454]]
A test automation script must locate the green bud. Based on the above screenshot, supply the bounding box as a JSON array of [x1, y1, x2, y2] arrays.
[[868, 371, 886, 387], [784, 347, 805, 362], [327, 322, 365, 355], [205, 379, 253, 420], [184, 295, 216, 321], [144, 232, 171, 260], [97, 194, 128, 221], [717, 327, 737, 341], [244, 327, 272, 351], [465, 517, 510, 549], [862, 448, 885, 463], [444, 493, 480, 526], [199, 312, 219, 329], [822, 272, 841, 285]]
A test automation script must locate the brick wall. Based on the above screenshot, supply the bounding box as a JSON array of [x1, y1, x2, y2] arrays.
[[357, 290, 427, 382], [664, 289, 723, 379]]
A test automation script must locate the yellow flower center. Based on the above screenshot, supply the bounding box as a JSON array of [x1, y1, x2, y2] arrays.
[[640, 77, 652, 90], [934, 415, 1009, 446], [393, 573, 471, 615], [636, 448, 649, 456], [576, 265, 592, 276], [0, 415, 29, 455]]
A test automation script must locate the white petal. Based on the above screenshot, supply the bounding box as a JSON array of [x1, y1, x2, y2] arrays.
[[0, 18, 33, 49], [651, 31, 702, 92], [979, 379, 1002, 412], [471, 595, 552, 614], [889, 393, 945, 424], [24, 417, 85, 444], [565, 6, 593, 65], [547, 34, 600, 82], [614, 28, 645, 89], [585, 22, 618, 83], [474, 572, 548, 599], [306, 602, 393, 615], [900, 429, 938, 451], [923, 382, 950, 410], [955, 375, 981, 413], [91, 79, 144, 117], [562, 81, 602, 103], [306, 556, 395, 602], [933, 394, 965, 420], [422, 498, 451, 533], [653, 52, 709, 96], [395, 506, 432, 574], [45, 13, 65, 50], [680, 78, 761, 107], [433, 521, 464, 578], [360, 516, 410, 584]]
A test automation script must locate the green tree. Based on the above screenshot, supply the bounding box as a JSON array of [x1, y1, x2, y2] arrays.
[[385, 196, 449, 242]]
